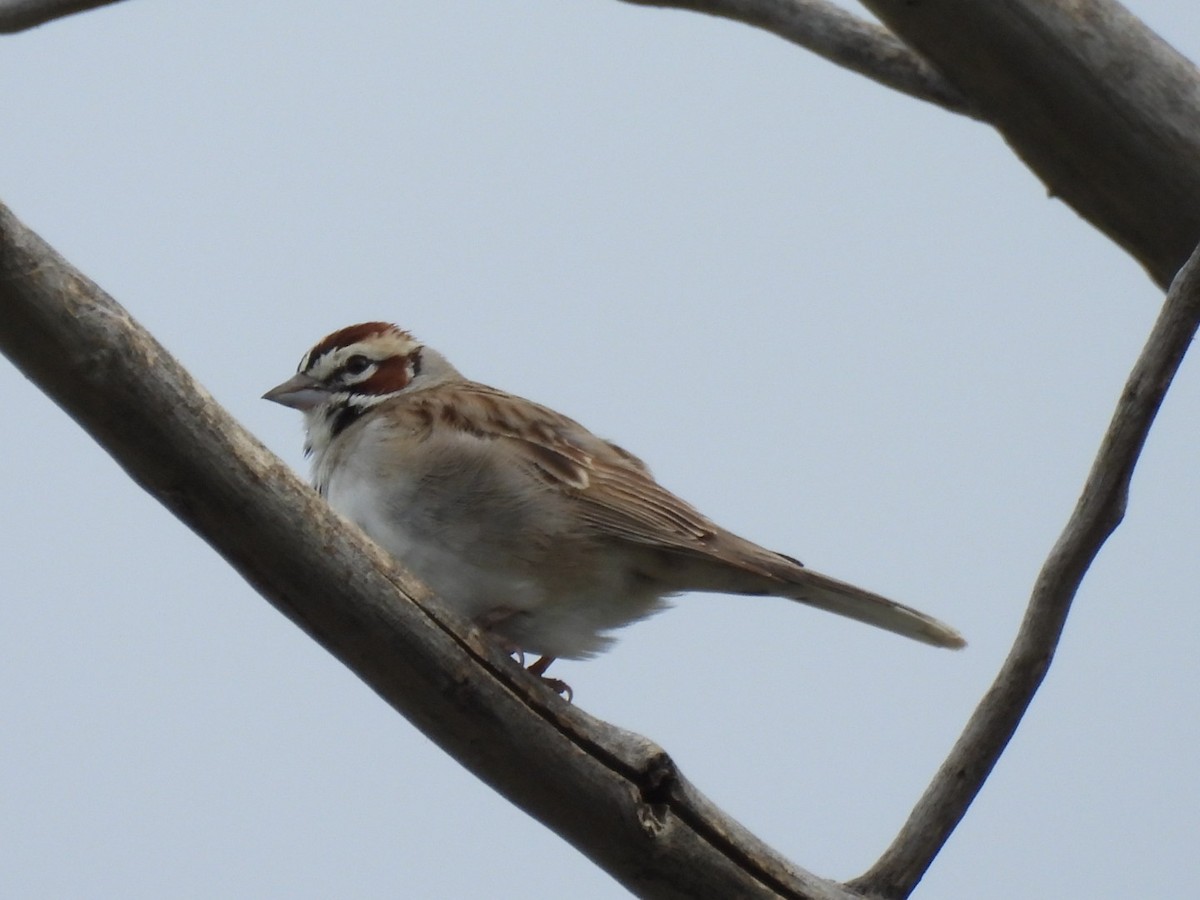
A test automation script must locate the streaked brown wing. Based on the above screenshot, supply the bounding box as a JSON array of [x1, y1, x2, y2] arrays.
[[446, 383, 725, 554], [576, 458, 719, 547]]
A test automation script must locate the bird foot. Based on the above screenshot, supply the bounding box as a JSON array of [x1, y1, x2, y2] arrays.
[[527, 655, 572, 702]]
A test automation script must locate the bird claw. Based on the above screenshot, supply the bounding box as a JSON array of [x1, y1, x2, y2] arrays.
[[476, 614, 572, 699], [525, 655, 572, 701], [537, 676, 573, 703]]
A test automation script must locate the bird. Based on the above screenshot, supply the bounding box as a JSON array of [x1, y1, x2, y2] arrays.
[[264, 322, 964, 689]]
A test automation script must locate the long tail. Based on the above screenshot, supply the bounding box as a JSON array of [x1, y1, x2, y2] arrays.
[[782, 567, 965, 649]]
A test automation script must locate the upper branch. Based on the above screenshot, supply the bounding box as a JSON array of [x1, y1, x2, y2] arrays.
[[11, 0, 1200, 288], [857, 0, 1200, 288], [618, 0, 1200, 289], [0, 0, 125, 32], [0, 0, 972, 122], [618, 0, 974, 117], [848, 242, 1200, 898]]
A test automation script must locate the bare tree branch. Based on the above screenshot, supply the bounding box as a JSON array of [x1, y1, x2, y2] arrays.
[[0, 200, 876, 898], [847, 241, 1200, 897], [2, 0, 975, 121], [855, 0, 1200, 289], [615, 0, 1200, 289], [0, 0, 124, 32], [618, 0, 974, 117], [10, 0, 1200, 288]]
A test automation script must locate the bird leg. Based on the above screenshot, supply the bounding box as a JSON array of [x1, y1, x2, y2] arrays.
[[477, 610, 573, 701], [527, 655, 572, 702]]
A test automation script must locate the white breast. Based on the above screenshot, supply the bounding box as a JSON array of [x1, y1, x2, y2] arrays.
[[311, 410, 671, 659], [324, 456, 548, 623]]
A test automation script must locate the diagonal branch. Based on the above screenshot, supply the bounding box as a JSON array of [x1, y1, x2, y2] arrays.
[[0, 204, 871, 898], [0, 0, 125, 32], [848, 242, 1200, 898], [618, 0, 975, 117]]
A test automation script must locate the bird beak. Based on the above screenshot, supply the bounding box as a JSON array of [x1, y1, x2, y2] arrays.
[[262, 373, 329, 410]]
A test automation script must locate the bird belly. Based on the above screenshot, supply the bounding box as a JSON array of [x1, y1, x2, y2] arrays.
[[325, 468, 539, 615], [323, 465, 670, 659]]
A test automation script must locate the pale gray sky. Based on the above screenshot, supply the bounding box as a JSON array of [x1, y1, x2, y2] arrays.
[[2, 2, 1198, 897]]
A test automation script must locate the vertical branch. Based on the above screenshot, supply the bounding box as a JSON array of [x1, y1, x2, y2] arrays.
[[849, 241, 1200, 898]]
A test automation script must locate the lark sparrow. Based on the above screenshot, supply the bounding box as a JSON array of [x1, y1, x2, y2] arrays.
[[265, 323, 964, 679]]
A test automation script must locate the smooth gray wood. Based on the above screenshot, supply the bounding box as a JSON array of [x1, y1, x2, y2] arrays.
[[0, 0, 118, 31], [859, 0, 1200, 288], [620, 0, 972, 115]]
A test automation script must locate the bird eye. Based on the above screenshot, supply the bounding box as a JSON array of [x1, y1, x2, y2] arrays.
[[343, 354, 372, 376]]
